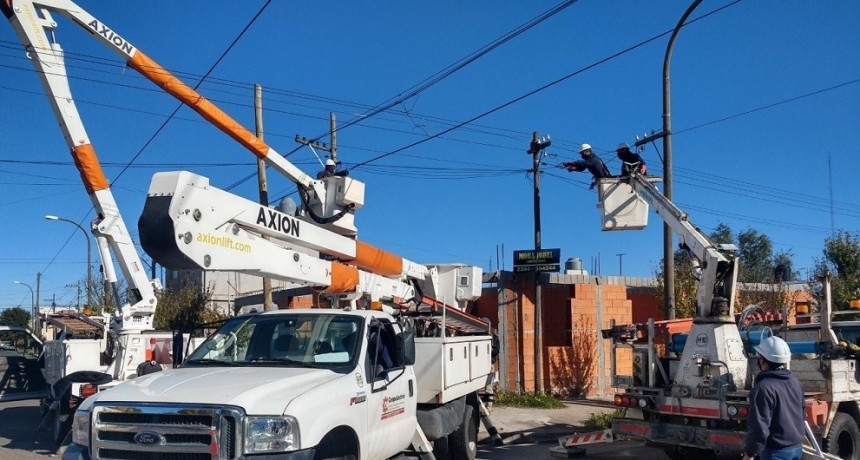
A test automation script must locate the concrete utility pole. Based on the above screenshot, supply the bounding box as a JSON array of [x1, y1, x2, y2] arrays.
[[662, 0, 702, 320], [36, 272, 41, 333], [329, 112, 337, 163], [255, 83, 274, 311], [616, 253, 626, 276], [528, 131, 551, 393]]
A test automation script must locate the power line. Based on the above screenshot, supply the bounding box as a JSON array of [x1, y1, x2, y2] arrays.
[[346, 1, 744, 172], [25, 2, 273, 279]]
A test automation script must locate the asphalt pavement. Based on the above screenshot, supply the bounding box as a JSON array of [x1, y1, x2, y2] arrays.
[[0, 397, 670, 459]]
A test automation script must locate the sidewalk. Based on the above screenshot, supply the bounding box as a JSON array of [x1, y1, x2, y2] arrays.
[[480, 397, 619, 445]]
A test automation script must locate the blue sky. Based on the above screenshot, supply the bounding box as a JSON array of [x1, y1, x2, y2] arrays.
[[1, 1, 858, 310]]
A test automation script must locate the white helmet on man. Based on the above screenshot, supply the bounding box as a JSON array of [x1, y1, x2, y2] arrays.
[[616, 142, 630, 151], [754, 336, 792, 364], [324, 159, 336, 167], [579, 143, 592, 153]]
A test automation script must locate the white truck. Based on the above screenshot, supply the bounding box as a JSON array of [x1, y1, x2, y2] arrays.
[[1, 1, 497, 459], [591, 165, 854, 459]]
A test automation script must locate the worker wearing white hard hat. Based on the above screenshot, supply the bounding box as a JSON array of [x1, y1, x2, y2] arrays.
[[743, 335, 805, 460], [562, 143, 611, 189], [615, 142, 647, 177], [316, 158, 339, 179]]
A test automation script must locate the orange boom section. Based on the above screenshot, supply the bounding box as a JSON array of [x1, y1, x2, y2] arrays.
[[128, 51, 269, 159], [354, 241, 403, 277], [322, 263, 360, 293], [72, 144, 109, 193]]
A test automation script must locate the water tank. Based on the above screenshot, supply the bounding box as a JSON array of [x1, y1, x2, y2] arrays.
[[564, 258, 587, 276]]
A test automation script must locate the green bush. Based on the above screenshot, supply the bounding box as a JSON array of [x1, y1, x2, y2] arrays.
[[584, 408, 625, 429], [494, 392, 564, 409]]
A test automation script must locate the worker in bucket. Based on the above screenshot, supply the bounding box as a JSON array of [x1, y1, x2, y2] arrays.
[[743, 336, 805, 460], [316, 158, 338, 179], [615, 143, 646, 177], [562, 143, 612, 189]]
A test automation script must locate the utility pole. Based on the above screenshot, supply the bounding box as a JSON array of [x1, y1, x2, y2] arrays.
[[662, 0, 702, 320], [255, 83, 274, 311], [329, 112, 337, 163], [528, 131, 550, 393], [35, 272, 41, 334], [616, 253, 626, 276]]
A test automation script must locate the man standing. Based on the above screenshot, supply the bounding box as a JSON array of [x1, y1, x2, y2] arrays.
[[744, 336, 805, 460], [615, 143, 647, 176], [563, 143, 612, 188]]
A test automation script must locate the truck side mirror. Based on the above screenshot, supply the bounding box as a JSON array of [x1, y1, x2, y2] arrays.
[[396, 330, 416, 366]]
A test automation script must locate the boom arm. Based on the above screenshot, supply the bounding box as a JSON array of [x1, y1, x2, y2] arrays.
[[138, 171, 481, 312], [3, 0, 484, 319], [2, 0, 158, 332], [625, 173, 738, 318]]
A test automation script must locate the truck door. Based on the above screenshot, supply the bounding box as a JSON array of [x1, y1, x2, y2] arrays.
[[364, 318, 416, 459]]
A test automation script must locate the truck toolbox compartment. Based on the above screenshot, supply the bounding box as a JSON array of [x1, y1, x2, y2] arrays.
[[413, 336, 493, 404]]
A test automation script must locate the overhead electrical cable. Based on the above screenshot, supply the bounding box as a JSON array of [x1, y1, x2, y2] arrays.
[[346, 1, 743, 172], [31, 1, 273, 278]]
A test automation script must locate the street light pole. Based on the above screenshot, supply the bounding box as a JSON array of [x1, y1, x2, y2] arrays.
[[46, 215, 92, 310], [13, 280, 35, 331], [662, 0, 702, 320]]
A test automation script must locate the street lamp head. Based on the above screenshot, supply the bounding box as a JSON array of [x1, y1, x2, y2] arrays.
[[45, 215, 59, 220], [13, 280, 22, 285]]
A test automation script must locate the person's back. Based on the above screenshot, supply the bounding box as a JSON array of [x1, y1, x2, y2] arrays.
[[744, 336, 805, 460], [747, 369, 805, 453]]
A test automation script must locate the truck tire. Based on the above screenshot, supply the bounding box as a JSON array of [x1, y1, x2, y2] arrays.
[[825, 412, 860, 460], [313, 429, 358, 460], [447, 405, 477, 460], [53, 402, 72, 448]]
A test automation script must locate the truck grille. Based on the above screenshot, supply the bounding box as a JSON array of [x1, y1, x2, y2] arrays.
[[91, 404, 241, 460]]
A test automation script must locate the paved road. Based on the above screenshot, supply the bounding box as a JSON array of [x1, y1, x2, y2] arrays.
[[0, 399, 59, 459], [0, 399, 669, 460]]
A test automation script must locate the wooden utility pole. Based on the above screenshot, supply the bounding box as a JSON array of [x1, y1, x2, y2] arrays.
[[528, 131, 550, 393], [254, 83, 274, 311]]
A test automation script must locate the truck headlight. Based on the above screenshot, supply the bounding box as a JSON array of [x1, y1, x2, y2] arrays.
[[244, 416, 300, 454], [71, 410, 91, 447]]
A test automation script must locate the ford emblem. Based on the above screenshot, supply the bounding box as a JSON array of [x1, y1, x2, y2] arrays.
[[134, 431, 166, 446]]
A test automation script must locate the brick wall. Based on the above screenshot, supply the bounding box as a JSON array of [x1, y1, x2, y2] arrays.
[[476, 275, 634, 396]]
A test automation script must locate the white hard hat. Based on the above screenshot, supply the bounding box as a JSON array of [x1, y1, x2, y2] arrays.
[[616, 143, 630, 151], [754, 336, 792, 364], [579, 143, 592, 153], [325, 159, 336, 167]]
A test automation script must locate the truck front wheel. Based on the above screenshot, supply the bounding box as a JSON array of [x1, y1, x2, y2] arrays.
[[825, 412, 860, 460], [313, 429, 358, 460], [447, 405, 477, 460]]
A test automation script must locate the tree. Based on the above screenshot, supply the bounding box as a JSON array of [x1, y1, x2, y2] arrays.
[[655, 250, 698, 319], [154, 280, 226, 332], [0, 307, 31, 329], [773, 251, 795, 282], [737, 228, 773, 283], [815, 230, 860, 310], [710, 223, 734, 245]]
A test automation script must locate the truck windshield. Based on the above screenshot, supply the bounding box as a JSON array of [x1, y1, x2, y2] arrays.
[[184, 313, 362, 371]]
